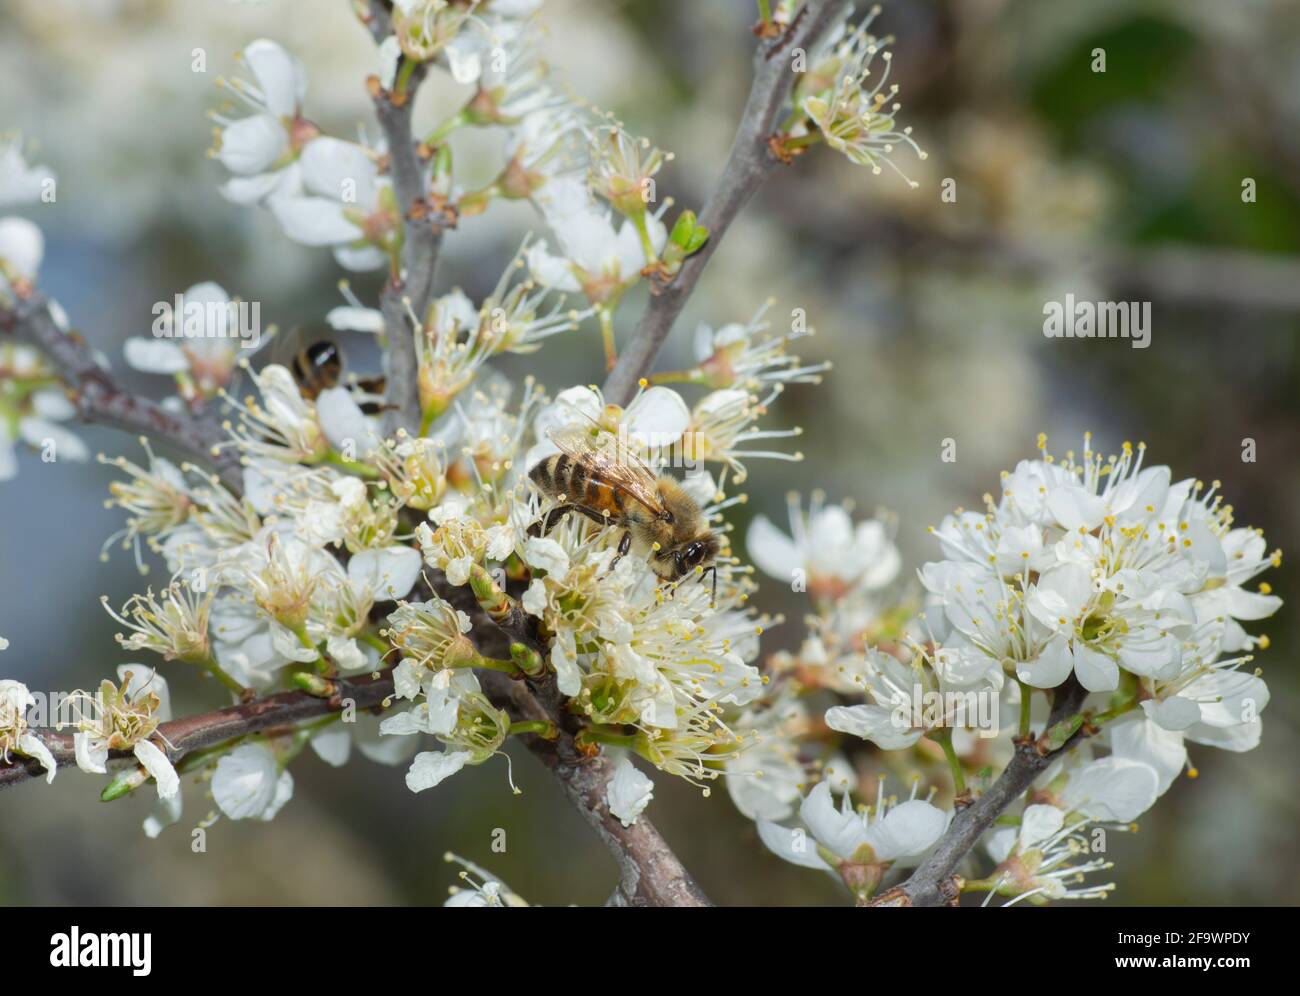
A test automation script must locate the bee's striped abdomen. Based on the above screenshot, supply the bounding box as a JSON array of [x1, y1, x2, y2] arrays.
[[530, 453, 567, 497], [530, 454, 626, 522], [293, 341, 342, 400]]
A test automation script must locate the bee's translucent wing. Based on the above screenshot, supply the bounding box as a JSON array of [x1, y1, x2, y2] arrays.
[[547, 423, 665, 516]]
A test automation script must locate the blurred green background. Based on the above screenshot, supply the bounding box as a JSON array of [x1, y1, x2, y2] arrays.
[[2, 0, 1298, 906]]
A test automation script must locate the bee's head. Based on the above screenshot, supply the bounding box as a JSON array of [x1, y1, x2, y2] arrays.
[[672, 533, 718, 578]]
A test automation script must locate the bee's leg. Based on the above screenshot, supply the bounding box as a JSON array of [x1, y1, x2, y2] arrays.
[[528, 504, 579, 538], [608, 530, 632, 572], [699, 565, 717, 606]]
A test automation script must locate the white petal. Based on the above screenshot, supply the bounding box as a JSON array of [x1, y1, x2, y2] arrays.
[[326, 306, 386, 334], [30, 389, 76, 421], [525, 240, 581, 291], [325, 634, 368, 673], [268, 195, 359, 245], [606, 753, 655, 827], [0, 217, 44, 277], [18, 733, 57, 783], [1046, 485, 1106, 532], [1108, 716, 1186, 796], [1072, 643, 1119, 693], [218, 113, 287, 175], [212, 743, 282, 818], [124, 337, 188, 374], [824, 703, 922, 751], [333, 244, 389, 272], [1016, 634, 1073, 689], [317, 386, 380, 455], [74, 732, 108, 774], [143, 792, 183, 838], [551, 637, 582, 697], [405, 749, 471, 792], [1060, 756, 1158, 822], [745, 514, 802, 583], [985, 825, 1018, 864], [18, 418, 88, 462], [391, 659, 424, 700], [134, 739, 180, 800], [243, 39, 306, 118], [220, 167, 295, 206], [522, 578, 548, 616], [855, 520, 902, 589], [799, 781, 867, 860], [377, 35, 402, 90], [309, 726, 352, 767], [757, 819, 833, 871], [623, 386, 690, 447], [444, 34, 483, 84], [1141, 696, 1201, 732], [350, 545, 422, 601], [262, 770, 295, 820], [523, 537, 569, 575], [1183, 718, 1262, 752], [299, 137, 378, 206], [1019, 804, 1065, 850], [867, 799, 949, 862]]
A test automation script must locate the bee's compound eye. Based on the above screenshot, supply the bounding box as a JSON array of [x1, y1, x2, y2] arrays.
[[684, 541, 706, 567]]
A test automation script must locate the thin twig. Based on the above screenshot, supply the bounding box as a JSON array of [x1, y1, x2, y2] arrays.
[[0, 650, 711, 906], [365, 0, 446, 437], [874, 678, 1093, 907], [0, 293, 242, 490], [433, 575, 710, 905], [479, 670, 713, 907], [0, 673, 395, 790], [601, 0, 848, 405]]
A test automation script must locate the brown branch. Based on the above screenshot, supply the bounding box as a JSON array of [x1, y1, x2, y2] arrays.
[[601, 0, 849, 406], [0, 673, 395, 791], [0, 292, 243, 490], [480, 671, 713, 907], [0, 571, 713, 908], [875, 678, 1093, 907], [365, 0, 446, 438], [0, 650, 712, 907], [435, 573, 711, 906]]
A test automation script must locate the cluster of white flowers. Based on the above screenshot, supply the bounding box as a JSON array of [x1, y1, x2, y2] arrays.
[[2, 0, 892, 840], [770, 3, 926, 179], [721, 434, 1280, 905], [0, 137, 87, 478]]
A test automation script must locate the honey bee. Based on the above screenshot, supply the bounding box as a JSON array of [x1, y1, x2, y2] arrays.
[[290, 340, 343, 400], [529, 423, 720, 599], [290, 340, 388, 413]]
